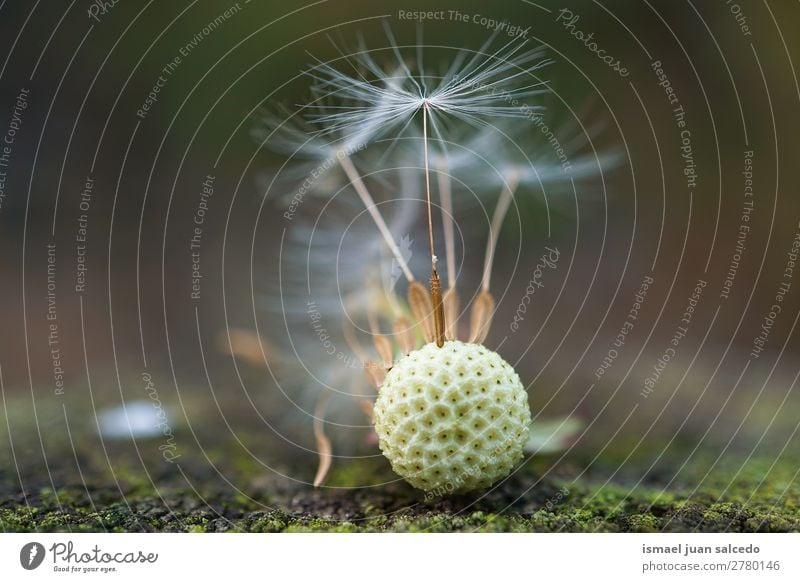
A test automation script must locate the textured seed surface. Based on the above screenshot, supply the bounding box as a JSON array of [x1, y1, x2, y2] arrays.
[[373, 340, 531, 493]]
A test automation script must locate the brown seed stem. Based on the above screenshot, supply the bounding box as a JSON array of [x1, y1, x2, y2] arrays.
[[430, 268, 446, 347], [422, 101, 447, 347]]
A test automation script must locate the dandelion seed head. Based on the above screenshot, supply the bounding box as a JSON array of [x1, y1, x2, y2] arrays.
[[249, 29, 614, 485]]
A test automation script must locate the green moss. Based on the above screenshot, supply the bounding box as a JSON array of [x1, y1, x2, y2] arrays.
[[3, 477, 798, 532], [627, 514, 661, 532], [2, 398, 798, 533]]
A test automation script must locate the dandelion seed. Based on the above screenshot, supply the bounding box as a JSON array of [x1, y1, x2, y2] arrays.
[[305, 28, 551, 350]]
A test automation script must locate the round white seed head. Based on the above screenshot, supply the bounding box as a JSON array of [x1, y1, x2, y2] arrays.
[[373, 340, 531, 494]]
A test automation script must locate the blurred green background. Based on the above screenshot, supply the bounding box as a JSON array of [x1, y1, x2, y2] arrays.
[[0, 0, 798, 531]]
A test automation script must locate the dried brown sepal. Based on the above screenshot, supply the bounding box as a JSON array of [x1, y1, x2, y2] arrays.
[[469, 289, 496, 344], [393, 316, 416, 355], [408, 280, 435, 343], [313, 392, 333, 488], [443, 287, 460, 341], [364, 360, 386, 389], [372, 335, 394, 369]]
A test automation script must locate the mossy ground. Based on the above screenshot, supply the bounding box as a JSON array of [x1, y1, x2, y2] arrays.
[[2, 464, 797, 532], [1, 398, 798, 532], [2, 451, 797, 532]]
